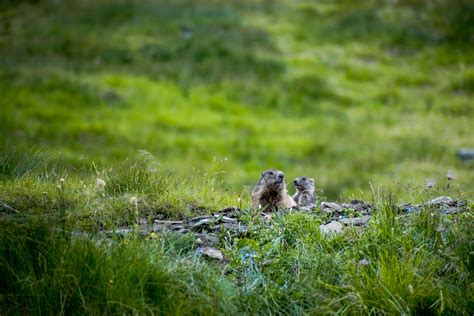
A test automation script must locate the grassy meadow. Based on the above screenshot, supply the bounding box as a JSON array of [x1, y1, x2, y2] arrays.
[[0, 0, 473, 314]]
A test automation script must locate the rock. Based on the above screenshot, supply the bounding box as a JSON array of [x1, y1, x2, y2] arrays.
[[458, 148, 474, 162], [154, 219, 183, 225], [103, 227, 149, 237], [342, 200, 372, 214], [196, 233, 219, 246], [428, 196, 466, 215], [321, 202, 343, 213], [211, 222, 249, 234], [398, 203, 422, 213], [216, 207, 239, 214], [339, 215, 371, 226], [319, 221, 343, 235], [399, 197, 466, 216], [220, 216, 238, 223], [196, 246, 223, 260], [189, 214, 212, 222], [429, 196, 454, 206], [321, 200, 372, 218], [174, 228, 188, 234], [296, 206, 315, 212], [189, 217, 212, 229], [169, 225, 186, 231]]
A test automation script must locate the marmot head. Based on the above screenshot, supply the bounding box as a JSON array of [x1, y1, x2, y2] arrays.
[[259, 169, 286, 190], [293, 177, 315, 192]]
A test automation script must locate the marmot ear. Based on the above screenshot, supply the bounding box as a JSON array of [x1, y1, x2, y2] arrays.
[[261, 172, 265, 177]]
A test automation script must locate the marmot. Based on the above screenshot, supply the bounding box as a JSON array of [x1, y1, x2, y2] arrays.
[[292, 177, 316, 208], [251, 169, 296, 211]]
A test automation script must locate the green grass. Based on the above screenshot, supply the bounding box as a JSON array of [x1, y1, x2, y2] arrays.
[[0, 0, 473, 314], [1, 185, 472, 314], [0, 146, 472, 314], [1, 0, 473, 199]]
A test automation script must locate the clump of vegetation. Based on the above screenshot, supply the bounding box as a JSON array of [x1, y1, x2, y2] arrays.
[[1, 183, 472, 314], [0, 152, 472, 314], [0, 143, 44, 180]]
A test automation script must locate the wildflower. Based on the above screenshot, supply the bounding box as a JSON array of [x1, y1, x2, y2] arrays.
[[237, 197, 241, 203], [60, 178, 65, 184], [96, 178, 106, 188], [424, 178, 436, 189], [130, 196, 138, 206], [109, 279, 114, 284], [150, 232, 158, 239], [358, 259, 370, 267], [408, 284, 414, 294], [447, 170, 456, 181]]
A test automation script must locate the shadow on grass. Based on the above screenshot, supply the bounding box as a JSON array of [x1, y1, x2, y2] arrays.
[[293, 0, 474, 48], [1, 0, 284, 86]]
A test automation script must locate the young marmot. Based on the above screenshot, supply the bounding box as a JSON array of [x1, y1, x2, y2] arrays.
[[251, 169, 296, 211], [292, 177, 316, 209]]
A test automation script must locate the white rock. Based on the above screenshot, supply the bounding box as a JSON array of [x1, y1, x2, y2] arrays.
[[321, 202, 343, 212], [319, 221, 343, 235], [196, 247, 223, 260], [429, 196, 454, 206], [339, 215, 371, 226]]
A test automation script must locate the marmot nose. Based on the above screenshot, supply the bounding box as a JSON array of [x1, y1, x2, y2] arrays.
[[293, 179, 298, 184]]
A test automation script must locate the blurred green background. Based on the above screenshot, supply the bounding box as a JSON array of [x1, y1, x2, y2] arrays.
[[1, 0, 473, 200]]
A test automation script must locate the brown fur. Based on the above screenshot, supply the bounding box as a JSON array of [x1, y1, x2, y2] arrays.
[[292, 177, 316, 208], [251, 169, 296, 211]]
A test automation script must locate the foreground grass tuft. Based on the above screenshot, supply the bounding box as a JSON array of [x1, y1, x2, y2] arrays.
[[1, 175, 472, 314]]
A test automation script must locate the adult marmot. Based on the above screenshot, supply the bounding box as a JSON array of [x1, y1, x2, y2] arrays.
[[292, 177, 316, 208], [251, 169, 296, 211]]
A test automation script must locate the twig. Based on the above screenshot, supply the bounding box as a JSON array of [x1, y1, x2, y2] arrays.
[[0, 202, 19, 213]]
